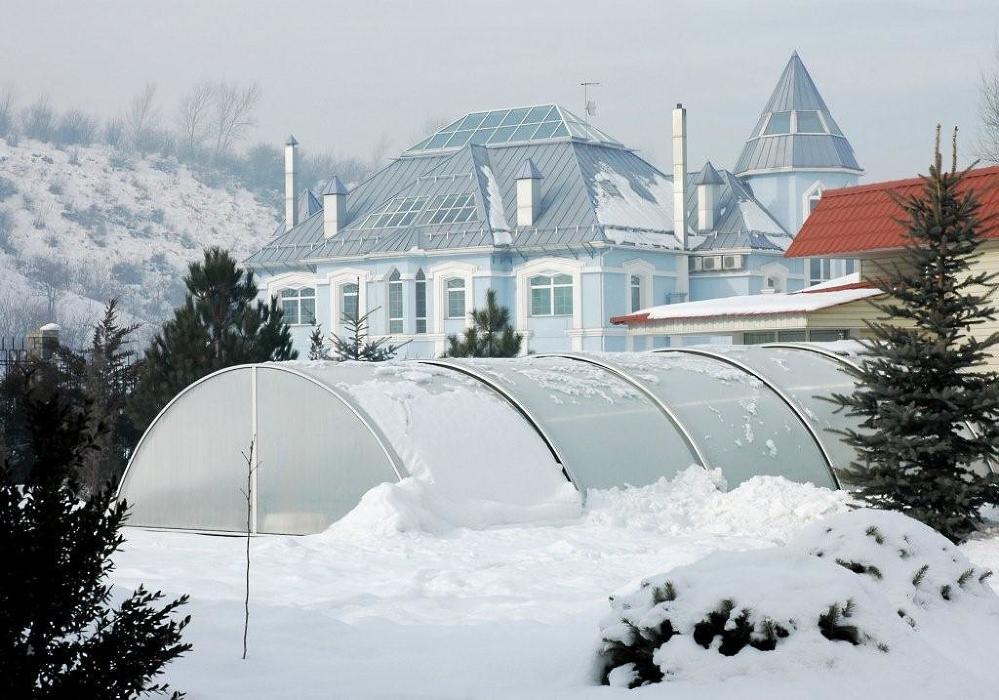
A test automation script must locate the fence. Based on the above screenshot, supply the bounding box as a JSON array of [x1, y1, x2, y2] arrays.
[[0, 326, 139, 392]]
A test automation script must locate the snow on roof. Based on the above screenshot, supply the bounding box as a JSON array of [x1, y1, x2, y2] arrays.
[[611, 278, 880, 325], [591, 164, 677, 237]]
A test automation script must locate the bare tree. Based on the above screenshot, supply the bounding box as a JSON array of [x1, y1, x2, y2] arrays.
[[176, 81, 214, 155], [28, 255, 71, 320], [239, 440, 258, 660], [21, 96, 55, 141], [126, 83, 160, 153], [210, 81, 260, 159], [0, 85, 15, 137], [979, 43, 999, 164]]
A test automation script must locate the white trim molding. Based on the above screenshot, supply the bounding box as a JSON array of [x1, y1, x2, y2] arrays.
[[264, 271, 320, 301], [428, 261, 478, 335], [515, 257, 584, 351], [622, 259, 655, 313], [760, 261, 791, 293], [326, 267, 372, 328], [802, 179, 825, 223]]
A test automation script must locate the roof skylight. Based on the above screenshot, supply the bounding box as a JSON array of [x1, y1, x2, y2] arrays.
[[404, 105, 622, 154]]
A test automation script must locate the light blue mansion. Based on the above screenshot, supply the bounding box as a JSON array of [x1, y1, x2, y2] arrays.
[[246, 52, 862, 356]]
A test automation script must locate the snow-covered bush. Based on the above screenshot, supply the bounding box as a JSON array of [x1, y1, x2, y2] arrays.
[[597, 509, 998, 688]]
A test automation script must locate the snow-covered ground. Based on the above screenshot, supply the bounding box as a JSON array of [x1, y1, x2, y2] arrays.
[[110, 467, 999, 698]]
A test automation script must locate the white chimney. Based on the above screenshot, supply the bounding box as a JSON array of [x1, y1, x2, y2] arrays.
[[695, 161, 723, 232], [284, 135, 299, 229], [672, 104, 688, 249], [516, 158, 543, 227], [322, 176, 348, 238]]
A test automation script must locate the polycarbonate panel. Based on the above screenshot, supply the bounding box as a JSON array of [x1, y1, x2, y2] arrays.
[[119, 368, 252, 531], [430, 356, 700, 491], [255, 368, 400, 535], [765, 344, 994, 479], [668, 346, 861, 477], [291, 362, 571, 514], [575, 352, 836, 489]]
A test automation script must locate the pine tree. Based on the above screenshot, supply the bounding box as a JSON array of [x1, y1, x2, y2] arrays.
[[129, 247, 296, 430], [59, 299, 142, 493], [329, 308, 404, 362], [0, 384, 191, 698], [830, 130, 999, 542], [308, 321, 329, 360], [445, 289, 522, 358]]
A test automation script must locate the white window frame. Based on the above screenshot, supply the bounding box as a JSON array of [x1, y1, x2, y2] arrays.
[[277, 286, 316, 326], [446, 278, 467, 319], [622, 259, 654, 314], [415, 269, 427, 334], [760, 261, 789, 293], [514, 258, 583, 348], [429, 261, 477, 335], [529, 273, 573, 317], [326, 268, 371, 329], [802, 180, 825, 222], [341, 282, 359, 322], [387, 269, 404, 334]]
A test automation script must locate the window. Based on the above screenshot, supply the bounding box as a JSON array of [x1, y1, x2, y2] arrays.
[[279, 287, 315, 325], [809, 259, 833, 286], [415, 270, 427, 334], [795, 111, 826, 133], [743, 331, 776, 345], [777, 330, 807, 342], [530, 274, 573, 316], [358, 196, 427, 229], [844, 259, 857, 275], [763, 111, 791, 135], [388, 270, 403, 334], [630, 275, 642, 312], [341, 283, 359, 322], [415, 193, 476, 225], [809, 329, 851, 342], [446, 278, 465, 319]]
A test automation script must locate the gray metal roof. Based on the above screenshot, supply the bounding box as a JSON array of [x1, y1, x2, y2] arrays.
[[246, 107, 682, 268], [734, 53, 861, 176], [322, 176, 349, 195], [686, 168, 792, 252], [693, 161, 723, 186], [517, 158, 544, 180]]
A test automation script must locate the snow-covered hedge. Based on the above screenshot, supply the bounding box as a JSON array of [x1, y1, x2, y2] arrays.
[[597, 509, 998, 688]]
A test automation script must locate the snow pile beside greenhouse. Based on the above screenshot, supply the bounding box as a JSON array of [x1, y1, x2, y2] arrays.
[[599, 509, 999, 689]]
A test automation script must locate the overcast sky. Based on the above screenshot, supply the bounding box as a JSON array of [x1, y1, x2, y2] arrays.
[[1, 0, 997, 180]]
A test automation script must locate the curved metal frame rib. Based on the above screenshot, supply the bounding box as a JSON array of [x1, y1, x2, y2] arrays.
[[416, 359, 577, 487], [115, 364, 408, 503], [655, 347, 843, 489], [539, 352, 711, 471]]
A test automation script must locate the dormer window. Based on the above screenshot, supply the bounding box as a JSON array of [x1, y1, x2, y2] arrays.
[[796, 110, 826, 133]]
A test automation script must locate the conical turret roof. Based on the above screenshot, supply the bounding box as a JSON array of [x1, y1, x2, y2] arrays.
[[734, 52, 861, 176]]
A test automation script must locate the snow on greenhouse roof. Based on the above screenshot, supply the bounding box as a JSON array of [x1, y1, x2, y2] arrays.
[[403, 105, 624, 155]]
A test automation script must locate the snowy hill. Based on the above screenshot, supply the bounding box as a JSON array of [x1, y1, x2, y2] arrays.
[[0, 136, 277, 346]]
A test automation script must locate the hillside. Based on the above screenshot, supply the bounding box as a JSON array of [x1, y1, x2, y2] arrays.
[[0, 136, 278, 347]]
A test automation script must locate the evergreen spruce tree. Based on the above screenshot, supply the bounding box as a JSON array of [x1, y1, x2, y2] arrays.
[[830, 130, 999, 542], [0, 384, 191, 698], [129, 247, 296, 430], [445, 289, 523, 358], [329, 308, 404, 362], [308, 320, 329, 360]]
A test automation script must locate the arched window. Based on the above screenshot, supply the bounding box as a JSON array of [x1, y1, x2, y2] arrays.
[[530, 274, 573, 316], [279, 287, 315, 325], [415, 269, 427, 334], [446, 278, 465, 319], [388, 270, 403, 334], [341, 282, 359, 322], [630, 274, 642, 312]]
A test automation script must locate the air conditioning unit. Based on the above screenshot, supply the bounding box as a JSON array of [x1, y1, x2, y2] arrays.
[[701, 256, 722, 271], [722, 254, 744, 270], [689, 257, 703, 272]]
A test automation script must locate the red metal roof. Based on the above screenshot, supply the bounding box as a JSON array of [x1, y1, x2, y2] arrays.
[[785, 165, 999, 258]]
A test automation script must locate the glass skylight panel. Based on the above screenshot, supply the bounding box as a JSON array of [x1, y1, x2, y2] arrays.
[[416, 192, 476, 225], [479, 110, 507, 128], [405, 103, 618, 153], [359, 196, 427, 229], [796, 111, 825, 133], [764, 112, 792, 135], [501, 107, 530, 126]]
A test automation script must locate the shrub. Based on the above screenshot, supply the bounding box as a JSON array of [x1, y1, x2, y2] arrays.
[[0, 176, 17, 201], [21, 97, 55, 141], [597, 510, 998, 688]]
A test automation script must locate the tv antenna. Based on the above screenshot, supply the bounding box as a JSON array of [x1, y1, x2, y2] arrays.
[[580, 82, 600, 124]]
